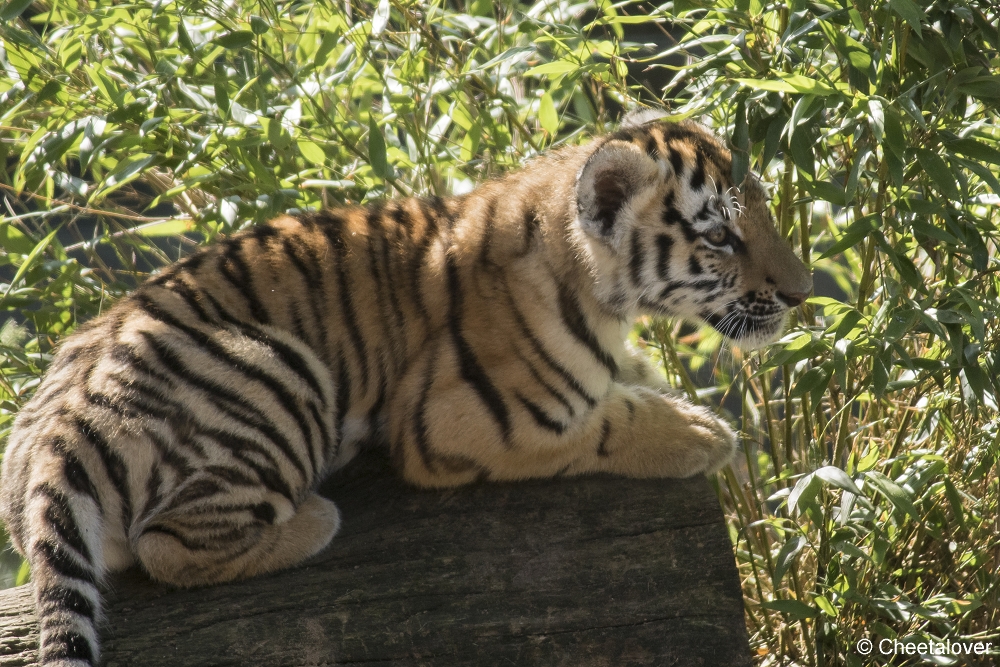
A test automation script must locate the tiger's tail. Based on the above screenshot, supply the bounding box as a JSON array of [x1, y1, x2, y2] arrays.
[[16, 438, 108, 667]]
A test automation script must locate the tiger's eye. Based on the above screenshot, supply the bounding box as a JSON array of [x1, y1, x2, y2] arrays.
[[705, 226, 729, 246]]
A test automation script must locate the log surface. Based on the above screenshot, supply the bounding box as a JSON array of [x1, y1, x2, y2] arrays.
[[0, 449, 750, 666]]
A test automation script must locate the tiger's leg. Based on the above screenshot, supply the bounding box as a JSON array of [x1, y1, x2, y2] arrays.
[[135, 493, 339, 587], [390, 346, 736, 488]]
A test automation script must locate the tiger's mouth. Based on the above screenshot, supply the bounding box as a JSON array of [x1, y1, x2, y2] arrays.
[[704, 309, 787, 349]]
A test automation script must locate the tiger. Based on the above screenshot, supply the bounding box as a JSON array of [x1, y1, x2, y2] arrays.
[[0, 114, 812, 666]]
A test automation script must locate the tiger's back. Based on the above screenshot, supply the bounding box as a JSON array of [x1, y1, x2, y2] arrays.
[[0, 118, 811, 666]]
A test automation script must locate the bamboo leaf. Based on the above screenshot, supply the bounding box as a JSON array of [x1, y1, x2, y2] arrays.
[[772, 534, 807, 587], [368, 117, 388, 179]]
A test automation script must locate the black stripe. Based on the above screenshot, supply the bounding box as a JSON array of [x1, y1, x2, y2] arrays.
[[694, 198, 713, 221], [138, 294, 327, 423], [39, 585, 94, 621], [628, 230, 644, 287], [690, 151, 706, 190], [644, 134, 659, 159], [365, 210, 390, 311], [248, 223, 281, 241], [33, 540, 95, 585], [655, 234, 673, 281], [115, 354, 295, 502], [33, 484, 92, 562], [687, 277, 721, 292], [217, 240, 271, 324], [477, 197, 498, 267], [662, 191, 699, 242], [408, 200, 442, 321], [282, 235, 332, 359], [159, 278, 216, 324], [688, 255, 702, 275], [141, 294, 329, 404], [729, 234, 748, 255], [309, 401, 336, 467], [73, 417, 132, 527], [52, 442, 100, 507], [148, 421, 204, 469], [137, 331, 310, 480], [596, 419, 612, 457], [667, 148, 684, 175], [140, 464, 164, 523], [138, 317, 321, 477], [41, 630, 95, 663], [518, 208, 541, 257], [412, 359, 438, 473], [165, 478, 224, 512], [378, 223, 408, 361], [446, 258, 511, 440], [320, 214, 371, 391], [556, 283, 618, 377], [205, 464, 259, 487], [84, 387, 139, 419], [388, 203, 413, 233], [505, 294, 598, 409], [658, 280, 684, 301], [519, 354, 575, 418], [335, 349, 351, 444], [367, 362, 388, 436], [516, 393, 566, 435], [140, 524, 213, 551]]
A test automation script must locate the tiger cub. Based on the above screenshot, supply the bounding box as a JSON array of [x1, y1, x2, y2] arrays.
[[1, 116, 811, 666]]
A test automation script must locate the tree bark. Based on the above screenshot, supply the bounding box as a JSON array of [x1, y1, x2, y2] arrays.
[[0, 448, 751, 666]]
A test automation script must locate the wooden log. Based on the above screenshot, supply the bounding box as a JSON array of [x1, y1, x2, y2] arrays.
[[0, 449, 750, 666]]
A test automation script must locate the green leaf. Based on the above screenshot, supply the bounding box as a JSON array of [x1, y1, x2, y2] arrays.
[[15, 559, 30, 586], [2, 227, 60, 302], [368, 117, 388, 179], [736, 74, 837, 96], [790, 367, 828, 398], [772, 534, 807, 587], [761, 599, 818, 620], [888, 0, 925, 32], [249, 15, 270, 35], [947, 138, 1000, 165], [0, 222, 36, 255], [788, 473, 821, 515], [133, 219, 196, 237], [473, 46, 535, 73], [819, 215, 879, 259], [814, 595, 838, 617], [526, 60, 578, 77], [0, 0, 34, 21], [957, 77, 1000, 99], [833, 541, 872, 562], [865, 471, 920, 520], [177, 22, 195, 53], [916, 148, 960, 201], [213, 31, 255, 50], [731, 98, 749, 185], [882, 107, 905, 158], [802, 179, 847, 206], [814, 466, 864, 496], [298, 140, 327, 167], [538, 93, 558, 135]]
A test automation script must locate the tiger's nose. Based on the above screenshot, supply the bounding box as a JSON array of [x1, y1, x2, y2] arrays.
[[777, 292, 808, 307]]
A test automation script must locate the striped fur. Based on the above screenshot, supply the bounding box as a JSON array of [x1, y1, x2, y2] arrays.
[[0, 119, 811, 665]]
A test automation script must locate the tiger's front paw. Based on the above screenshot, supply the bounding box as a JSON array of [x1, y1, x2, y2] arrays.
[[684, 404, 738, 475]]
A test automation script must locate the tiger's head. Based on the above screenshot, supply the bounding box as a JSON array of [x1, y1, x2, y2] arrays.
[[573, 117, 813, 349]]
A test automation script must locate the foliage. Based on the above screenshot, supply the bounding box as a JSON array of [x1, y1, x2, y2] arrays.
[[1, 0, 998, 664]]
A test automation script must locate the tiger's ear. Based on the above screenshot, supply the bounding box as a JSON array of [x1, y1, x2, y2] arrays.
[[576, 140, 660, 243]]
